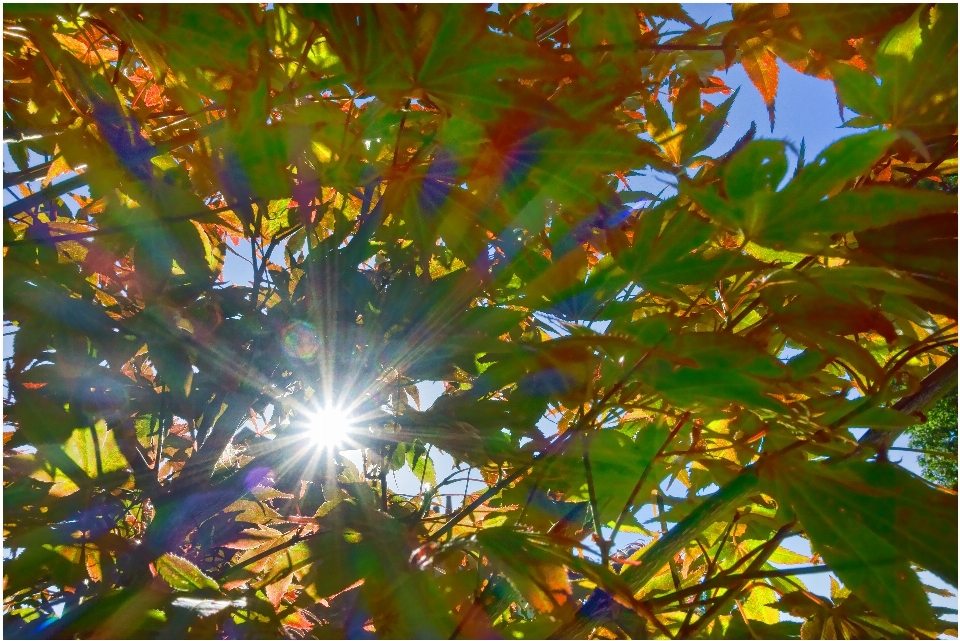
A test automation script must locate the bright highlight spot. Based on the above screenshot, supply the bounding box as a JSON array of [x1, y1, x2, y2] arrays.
[[306, 405, 354, 448]]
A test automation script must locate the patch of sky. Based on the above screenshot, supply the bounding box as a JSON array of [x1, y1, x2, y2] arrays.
[[660, 468, 690, 500], [696, 482, 720, 496], [778, 344, 805, 362], [623, 4, 866, 193], [537, 411, 560, 438], [681, 3, 732, 26], [415, 380, 446, 411]]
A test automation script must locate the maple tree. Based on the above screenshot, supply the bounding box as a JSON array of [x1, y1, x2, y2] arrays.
[[3, 4, 958, 639]]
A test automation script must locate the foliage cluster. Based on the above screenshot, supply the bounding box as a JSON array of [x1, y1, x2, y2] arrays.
[[3, 4, 958, 639], [909, 388, 958, 490]]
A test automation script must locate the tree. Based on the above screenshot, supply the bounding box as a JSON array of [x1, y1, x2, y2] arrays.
[[905, 345, 958, 490], [908, 388, 958, 490], [3, 4, 957, 639]]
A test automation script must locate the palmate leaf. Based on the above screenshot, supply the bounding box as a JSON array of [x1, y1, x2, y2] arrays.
[[762, 456, 957, 629], [688, 130, 957, 251]]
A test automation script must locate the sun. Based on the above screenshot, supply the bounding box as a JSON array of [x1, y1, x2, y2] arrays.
[[305, 404, 354, 448]]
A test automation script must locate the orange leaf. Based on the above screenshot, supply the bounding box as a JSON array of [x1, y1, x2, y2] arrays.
[[282, 610, 315, 631], [42, 153, 73, 189], [265, 573, 293, 611], [741, 38, 779, 131], [702, 77, 733, 95], [526, 563, 572, 613]]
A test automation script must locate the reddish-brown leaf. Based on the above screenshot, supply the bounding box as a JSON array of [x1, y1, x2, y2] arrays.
[[741, 38, 779, 131]]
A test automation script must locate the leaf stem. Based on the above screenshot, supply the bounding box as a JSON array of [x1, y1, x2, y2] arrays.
[[610, 411, 690, 543]]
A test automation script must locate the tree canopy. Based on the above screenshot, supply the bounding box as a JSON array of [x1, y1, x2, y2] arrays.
[[3, 4, 958, 639]]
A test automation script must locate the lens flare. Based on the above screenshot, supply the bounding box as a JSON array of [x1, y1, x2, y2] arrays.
[[282, 321, 321, 361], [305, 404, 353, 448]]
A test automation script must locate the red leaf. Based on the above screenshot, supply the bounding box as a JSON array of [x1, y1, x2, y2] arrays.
[[701, 76, 732, 95], [741, 38, 779, 131]]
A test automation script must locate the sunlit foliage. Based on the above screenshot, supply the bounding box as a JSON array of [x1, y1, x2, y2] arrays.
[[3, 4, 957, 639]]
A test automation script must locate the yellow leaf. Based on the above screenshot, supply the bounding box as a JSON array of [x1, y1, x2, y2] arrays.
[[62, 420, 130, 478], [42, 154, 72, 188]]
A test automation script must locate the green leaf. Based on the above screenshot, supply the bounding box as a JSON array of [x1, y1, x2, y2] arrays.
[[578, 427, 666, 525], [223, 499, 283, 525], [831, 64, 885, 122], [847, 407, 919, 431], [723, 140, 789, 201], [762, 188, 958, 249], [156, 553, 219, 592], [763, 457, 953, 628], [406, 440, 436, 487], [681, 88, 739, 162], [473, 527, 572, 613], [781, 130, 898, 204]]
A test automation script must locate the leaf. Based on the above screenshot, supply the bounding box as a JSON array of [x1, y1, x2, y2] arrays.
[[830, 64, 883, 122], [762, 188, 958, 250], [224, 499, 283, 525], [762, 456, 954, 628], [767, 547, 811, 565], [742, 584, 780, 624], [740, 38, 779, 130], [156, 553, 219, 592], [62, 420, 130, 479], [406, 440, 436, 488], [171, 596, 245, 617], [790, 131, 898, 198], [473, 528, 572, 613], [724, 140, 789, 201], [41, 154, 74, 189], [581, 427, 666, 525], [680, 89, 739, 162], [846, 407, 919, 431]]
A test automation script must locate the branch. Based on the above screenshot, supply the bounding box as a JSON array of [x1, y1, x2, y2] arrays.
[[429, 430, 577, 541], [857, 355, 958, 456], [3, 174, 87, 219], [556, 471, 763, 638], [609, 411, 689, 543], [4, 202, 247, 247], [581, 432, 609, 565], [679, 521, 794, 638], [216, 529, 323, 582], [431, 346, 664, 542], [568, 41, 725, 53], [3, 159, 56, 189], [906, 140, 958, 188], [559, 355, 957, 637]]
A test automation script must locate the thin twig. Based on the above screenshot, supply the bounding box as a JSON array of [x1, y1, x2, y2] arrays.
[[581, 431, 609, 565], [610, 411, 690, 543]]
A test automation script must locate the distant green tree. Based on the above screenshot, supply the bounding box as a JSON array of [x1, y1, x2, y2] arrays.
[[910, 389, 958, 489], [909, 346, 958, 490]]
